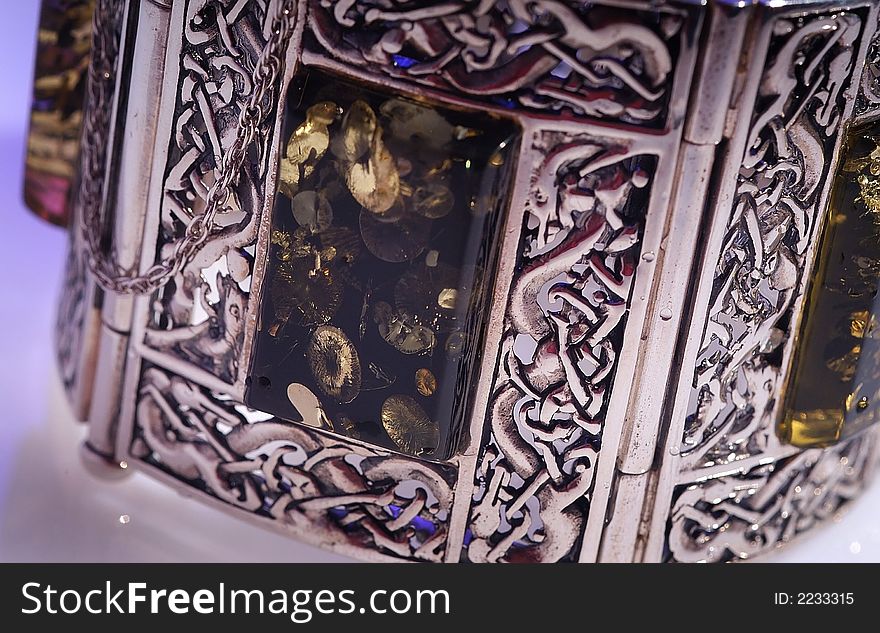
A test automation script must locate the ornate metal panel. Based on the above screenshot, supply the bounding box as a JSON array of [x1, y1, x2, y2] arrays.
[[856, 11, 880, 125], [668, 430, 879, 562], [678, 9, 867, 473], [56, 0, 127, 417], [132, 363, 454, 561], [303, 0, 692, 129], [138, 0, 287, 387], [647, 3, 880, 563], [464, 131, 655, 563]]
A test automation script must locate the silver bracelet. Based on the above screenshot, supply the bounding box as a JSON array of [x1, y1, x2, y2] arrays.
[[25, 0, 880, 563]]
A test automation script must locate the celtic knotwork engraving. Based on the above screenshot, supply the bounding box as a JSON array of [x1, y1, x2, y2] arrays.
[[132, 365, 454, 561], [465, 131, 654, 562], [668, 430, 878, 562], [306, 0, 688, 127], [143, 0, 286, 384], [856, 13, 880, 118], [56, 246, 88, 390], [680, 12, 864, 471], [57, 0, 125, 398]]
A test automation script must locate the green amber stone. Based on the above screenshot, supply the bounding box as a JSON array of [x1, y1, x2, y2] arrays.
[[781, 126, 880, 448], [245, 71, 518, 460]]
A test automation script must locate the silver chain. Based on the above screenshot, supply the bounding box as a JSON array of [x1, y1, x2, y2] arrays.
[[83, 0, 296, 295]]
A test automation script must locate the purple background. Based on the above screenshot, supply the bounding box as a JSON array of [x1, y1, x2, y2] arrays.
[[0, 3, 66, 483]]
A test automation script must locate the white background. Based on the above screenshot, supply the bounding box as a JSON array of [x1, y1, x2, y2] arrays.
[[0, 2, 877, 563]]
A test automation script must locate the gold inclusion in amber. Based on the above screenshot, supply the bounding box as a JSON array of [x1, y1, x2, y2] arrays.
[[246, 71, 517, 459], [415, 368, 437, 397], [381, 395, 439, 457], [25, 0, 94, 226], [781, 126, 880, 448]]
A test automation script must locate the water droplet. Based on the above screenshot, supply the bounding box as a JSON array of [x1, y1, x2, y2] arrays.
[[642, 251, 655, 262], [659, 308, 673, 321], [119, 515, 130, 525], [119, 460, 128, 470]]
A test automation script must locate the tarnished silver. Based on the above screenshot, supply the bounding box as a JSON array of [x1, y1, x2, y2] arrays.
[[51, 0, 880, 563], [83, 0, 297, 295]]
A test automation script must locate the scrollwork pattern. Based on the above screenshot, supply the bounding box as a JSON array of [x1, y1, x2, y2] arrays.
[[464, 131, 654, 562], [306, 0, 689, 128], [679, 12, 864, 472], [132, 365, 454, 561], [668, 430, 879, 563], [143, 0, 285, 384]]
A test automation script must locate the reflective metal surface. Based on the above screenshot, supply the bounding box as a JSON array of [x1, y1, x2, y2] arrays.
[[36, 0, 880, 563]]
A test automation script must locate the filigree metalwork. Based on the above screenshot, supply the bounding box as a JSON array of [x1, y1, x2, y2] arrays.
[[679, 12, 864, 471], [142, 0, 290, 384], [668, 430, 879, 563], [464, 131, 654, 562], [306, 0, 689, 128], [132, 365, 454, 561]]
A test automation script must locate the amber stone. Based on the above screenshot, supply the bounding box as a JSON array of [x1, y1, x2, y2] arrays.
[[246, 70, 517, 459], [780, 126, 880, 448], [24, 0, 94, 227]]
